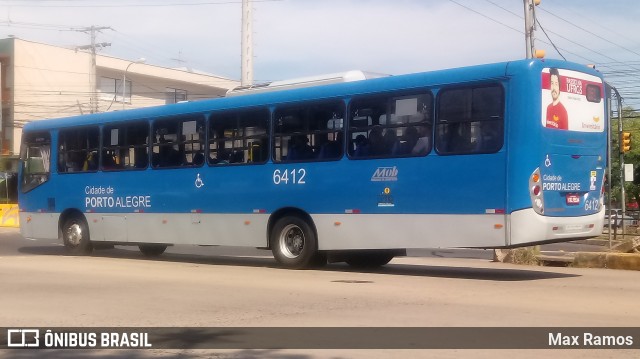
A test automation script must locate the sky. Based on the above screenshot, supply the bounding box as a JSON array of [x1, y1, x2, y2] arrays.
[[0, 0, 639, 110]]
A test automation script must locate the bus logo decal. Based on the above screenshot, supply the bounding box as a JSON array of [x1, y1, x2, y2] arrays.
[[371, 167, 398, 182]]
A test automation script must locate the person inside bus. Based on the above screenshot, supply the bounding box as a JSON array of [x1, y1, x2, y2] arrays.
[[353, 134, 369, 157], [211, 147, 230, 164], [368, 126, 385, 156], [392, 126, 419, 155], [318, 132, 343, 159], [64, 151, 83, 172], [102, 152, 118, 170], [288, 135, 314, 160], [383, 129, 398, 155], [412, 124, 432, 155], [192, 152, 205, 166], [82, 151, 98, 171], [476, 122, 502, 152]]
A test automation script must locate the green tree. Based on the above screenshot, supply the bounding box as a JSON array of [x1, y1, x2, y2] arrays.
[[608, 106, 640, 209]]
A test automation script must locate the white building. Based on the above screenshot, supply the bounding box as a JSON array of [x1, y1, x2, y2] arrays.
[[0, 37, 239, 162]]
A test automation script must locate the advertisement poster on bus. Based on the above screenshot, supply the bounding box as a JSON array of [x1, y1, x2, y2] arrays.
[[541, 68, 605, 132]]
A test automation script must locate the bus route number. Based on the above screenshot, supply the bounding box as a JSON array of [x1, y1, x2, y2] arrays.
[[273, 169, 306, 185], [584, 198, 600, 211]]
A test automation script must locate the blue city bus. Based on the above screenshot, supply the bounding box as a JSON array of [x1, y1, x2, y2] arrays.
[[18, 59, 607, 268]]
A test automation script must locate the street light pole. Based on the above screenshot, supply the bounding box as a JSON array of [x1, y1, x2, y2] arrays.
[[123, 58, 145, 110]]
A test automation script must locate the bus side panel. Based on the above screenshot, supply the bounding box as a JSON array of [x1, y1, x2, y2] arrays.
[[121, 213, 269, 246], [307, 151, 508, 249], [19, 212, 59, 240], [314, 213, 506, 250]]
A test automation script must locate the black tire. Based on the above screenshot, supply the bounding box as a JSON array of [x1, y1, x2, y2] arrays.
[[61, 215, 93, 255], [345, 251, 395, 268], [270, 215, 318, 269], [138, 244, 168, 257]]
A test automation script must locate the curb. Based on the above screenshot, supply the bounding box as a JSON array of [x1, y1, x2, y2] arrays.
[[572, 252, 640, 271]]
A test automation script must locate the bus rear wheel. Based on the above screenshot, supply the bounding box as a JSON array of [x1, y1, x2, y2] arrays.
[[270, 215, 318, 269], [62, 215, 93, 255], [138, 244, 167, 257]]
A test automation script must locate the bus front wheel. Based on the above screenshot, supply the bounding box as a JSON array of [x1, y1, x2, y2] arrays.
[[270, 215, 318, 269], [62, 216, 93, 255]]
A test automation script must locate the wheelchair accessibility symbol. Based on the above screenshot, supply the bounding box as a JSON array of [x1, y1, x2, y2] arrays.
[[195, 173, 204, 188], [544, 155, 552, 168]]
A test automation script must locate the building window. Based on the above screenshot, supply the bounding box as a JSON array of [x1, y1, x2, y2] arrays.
[[99, 77, 131, 103], [166, 88, 187, 104]]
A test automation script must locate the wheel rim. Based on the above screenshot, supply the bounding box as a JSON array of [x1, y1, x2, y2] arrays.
[[65, 222, 83, 246], [279, 224, 305, 259]]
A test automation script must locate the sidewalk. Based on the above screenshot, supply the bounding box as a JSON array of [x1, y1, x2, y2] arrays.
[[536, 235, 640, 271]]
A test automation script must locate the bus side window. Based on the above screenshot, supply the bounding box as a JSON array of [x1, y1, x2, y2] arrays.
[[435, 85, 504, 155], [59, 127, 99, 173], [208, 108, 269, 166], [348, 93, 433, 159], [152, 116, 205, 168], [273, 101, 345, 163], [103, 121, 149, 171]]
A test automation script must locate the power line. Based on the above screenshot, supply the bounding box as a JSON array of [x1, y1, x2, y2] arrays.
[[537, 6, 640, 60], [0, 0, 283, 8], [447, 0, 523, 34], [535, 17, 565, 61]]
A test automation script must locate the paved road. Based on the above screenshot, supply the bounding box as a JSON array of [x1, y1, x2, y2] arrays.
[[1, 228, 639, 358]]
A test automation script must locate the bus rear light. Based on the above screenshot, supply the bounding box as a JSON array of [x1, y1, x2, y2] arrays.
[[588, 224, 594, 228], [530, 168, 545, 215], [494, 224, 503, 229], [345, 209, 361, 214], [135, 209, 145, 213], [552, 226, 559, 231], [162, 219, 168, 224], [244, 220, 251, 225], [334, 221, 342, 226], [190, 209, 202, 213], [252, 209, 266, 213], [26, 216, 31, 223]]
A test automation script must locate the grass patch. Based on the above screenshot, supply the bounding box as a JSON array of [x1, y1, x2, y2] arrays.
[[500, 246, 541, 266]]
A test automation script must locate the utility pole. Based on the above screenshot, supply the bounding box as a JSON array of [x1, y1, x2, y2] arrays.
[[76, 26, 111, 113], [241, 0, 253, 86], [523, 0, 535, 58], [523, 0, 541, 58]]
